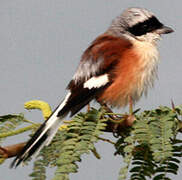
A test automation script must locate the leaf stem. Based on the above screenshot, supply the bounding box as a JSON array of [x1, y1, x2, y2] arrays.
[[97, 137, 115, 145], [0, 124, 38, 138]]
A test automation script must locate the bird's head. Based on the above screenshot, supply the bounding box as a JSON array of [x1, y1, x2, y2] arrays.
[[108, 7, 174, 43]]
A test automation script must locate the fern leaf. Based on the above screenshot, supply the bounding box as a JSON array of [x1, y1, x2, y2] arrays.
[[0, 114, 25, 143], [28, 108, 107, 180]]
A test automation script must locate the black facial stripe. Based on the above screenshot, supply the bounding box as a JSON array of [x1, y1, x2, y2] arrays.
[[128, 16, 163, 36]]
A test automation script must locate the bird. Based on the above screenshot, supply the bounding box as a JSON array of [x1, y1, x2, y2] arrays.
[[11, 7, 174, 167]]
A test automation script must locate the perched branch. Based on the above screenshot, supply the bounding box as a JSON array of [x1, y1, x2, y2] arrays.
[[0, 143, 26, 158]]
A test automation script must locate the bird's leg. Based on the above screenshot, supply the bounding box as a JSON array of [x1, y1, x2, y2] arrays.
[[87, 103, 90, 112], [96, 100, 119, 120], [96, 98, 136, 136], [97, 100, 124, 137], [129, 95, 133, 115], [125, 95, 136, 126]]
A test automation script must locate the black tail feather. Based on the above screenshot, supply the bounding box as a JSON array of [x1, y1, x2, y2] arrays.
[[10, 121, 49, 168], [10, 83, 108, 168]]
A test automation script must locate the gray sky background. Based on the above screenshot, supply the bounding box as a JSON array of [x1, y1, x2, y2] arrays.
[[0, 0, 181, 180]]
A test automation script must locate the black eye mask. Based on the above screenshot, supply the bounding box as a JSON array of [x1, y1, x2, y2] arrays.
[[127, 16, 163, 36]]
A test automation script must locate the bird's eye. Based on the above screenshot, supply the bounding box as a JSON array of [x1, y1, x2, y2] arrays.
[[133, 12, 140, 16], [142, 24, 148, 29]]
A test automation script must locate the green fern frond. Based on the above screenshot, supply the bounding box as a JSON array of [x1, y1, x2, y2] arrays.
[[118, 136, 135, 180], [28, 108, 107, 180], [153, 139, 182, 179], [0, 114, 25, 143], [29, 157, 47, 180], [130, 145, 156, 180], [52, 108, 107, 180], [134, 106, 177, 163], [117, 106, 180, 180], [1, 100, 182, 180], [148, 107, 176, 162]]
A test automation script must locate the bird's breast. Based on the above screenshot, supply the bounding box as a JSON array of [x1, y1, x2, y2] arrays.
[[99, 40, 159, 107]]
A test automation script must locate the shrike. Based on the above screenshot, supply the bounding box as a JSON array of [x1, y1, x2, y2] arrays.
[[11, 7, 174, 167]]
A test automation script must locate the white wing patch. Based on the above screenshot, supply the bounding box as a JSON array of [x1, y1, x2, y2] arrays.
[[83, 74, 109, 89], [73, 59, 103, 84]]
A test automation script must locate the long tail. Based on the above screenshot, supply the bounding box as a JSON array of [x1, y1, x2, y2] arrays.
[[10, 92, 72, 168], [11, 77, 103, 168]]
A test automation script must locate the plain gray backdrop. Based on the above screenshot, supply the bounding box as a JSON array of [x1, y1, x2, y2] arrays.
[[0, 0, 181, 180]]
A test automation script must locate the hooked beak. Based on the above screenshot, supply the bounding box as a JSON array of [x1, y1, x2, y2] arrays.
[[156, 25, 174, 35]]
